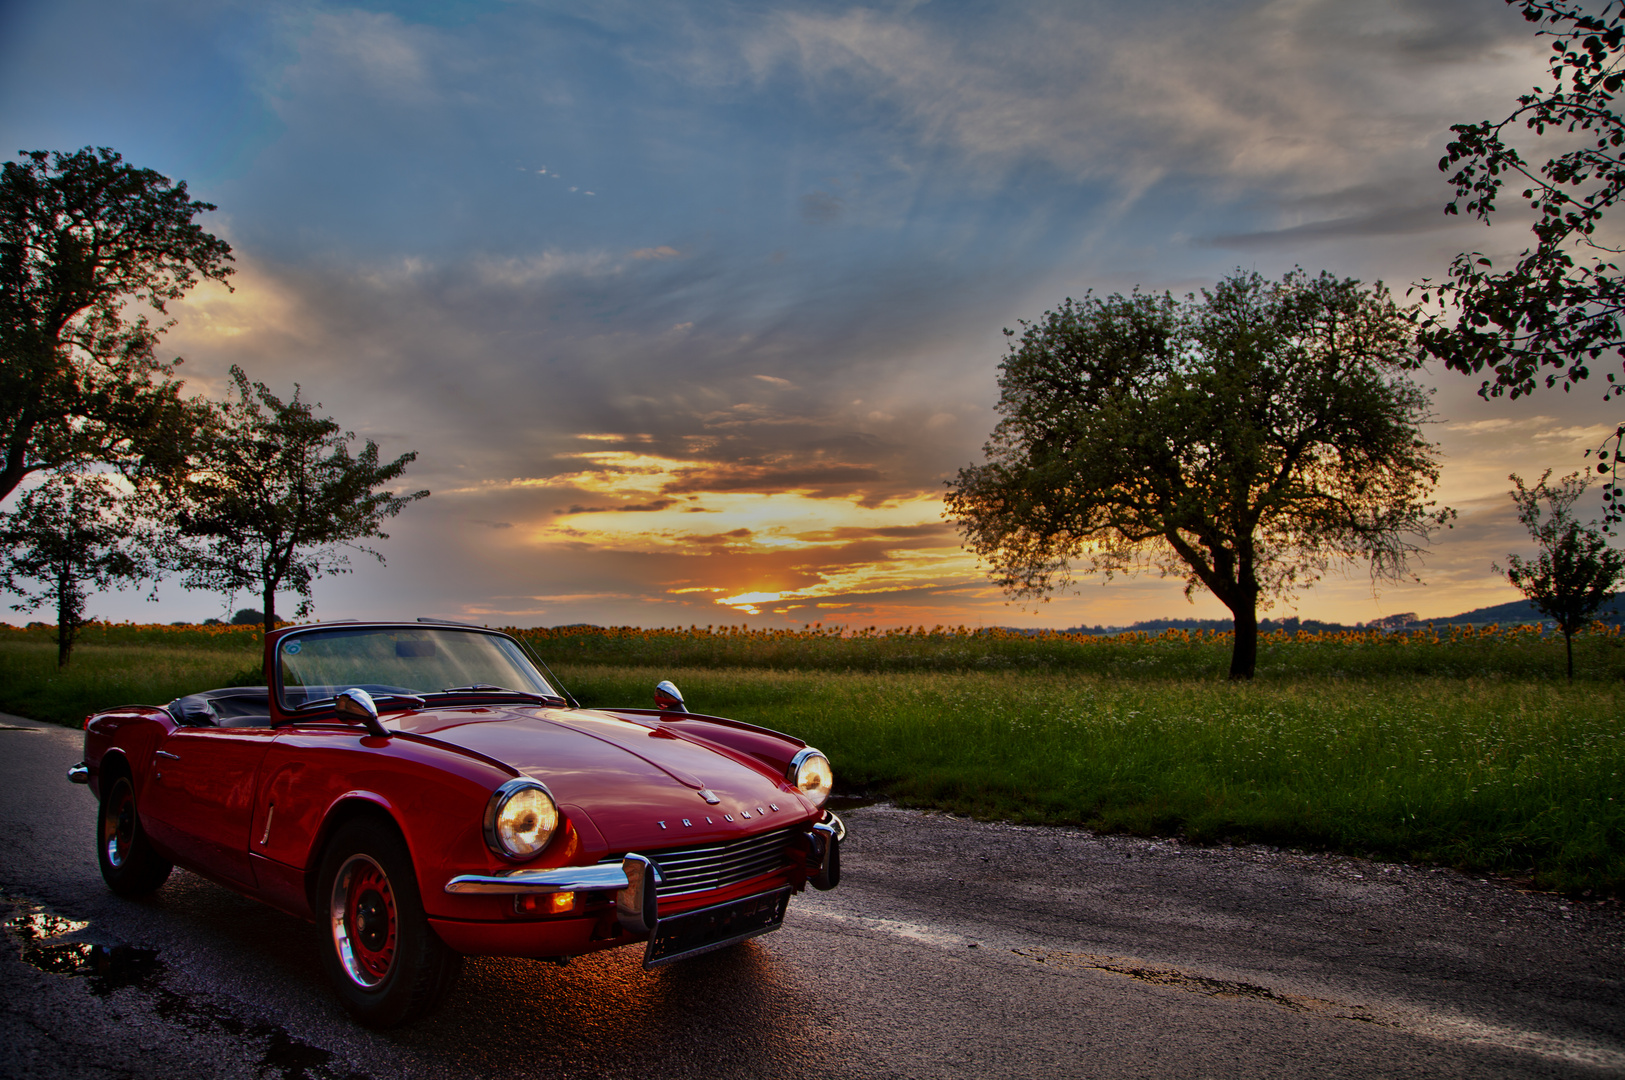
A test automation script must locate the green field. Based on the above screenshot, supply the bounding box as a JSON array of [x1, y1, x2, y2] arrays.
[[3, 621, 1620, 896]]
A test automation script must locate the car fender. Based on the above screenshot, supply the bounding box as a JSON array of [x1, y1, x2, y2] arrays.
[[84, 706, 178, 812], [256, 739, 498, 900]]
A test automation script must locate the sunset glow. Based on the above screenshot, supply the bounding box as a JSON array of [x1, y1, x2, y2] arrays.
[[3, 1, 1618, 630]]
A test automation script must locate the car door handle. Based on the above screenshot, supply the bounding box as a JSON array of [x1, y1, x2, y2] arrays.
[[155, 750, 181, 761]]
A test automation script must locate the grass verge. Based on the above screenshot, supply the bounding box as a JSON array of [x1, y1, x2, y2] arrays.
[[562, 664, 1624, 897]]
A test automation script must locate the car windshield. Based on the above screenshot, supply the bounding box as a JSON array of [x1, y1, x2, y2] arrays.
[[275, 626, 558, 711]]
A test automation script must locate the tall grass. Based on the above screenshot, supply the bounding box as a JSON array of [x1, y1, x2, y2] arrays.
[[0, 640, 264, 725], [516, 621, 1625, 681]]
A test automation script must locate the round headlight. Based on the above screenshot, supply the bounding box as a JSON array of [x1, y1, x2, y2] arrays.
[[788, 749, 833, 808], [484, 779, 559, 860]]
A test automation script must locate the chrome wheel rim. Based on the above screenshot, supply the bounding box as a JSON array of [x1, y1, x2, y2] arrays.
[[330, 853, 397, 987], [103, 782, 134, 869]]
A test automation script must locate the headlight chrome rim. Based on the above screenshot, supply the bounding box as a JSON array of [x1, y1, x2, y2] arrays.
[[787, 748, 833, 808], [483, 778, 560, 861]]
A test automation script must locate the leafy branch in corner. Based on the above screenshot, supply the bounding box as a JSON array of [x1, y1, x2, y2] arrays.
[[1415, 1, 1625, 523]]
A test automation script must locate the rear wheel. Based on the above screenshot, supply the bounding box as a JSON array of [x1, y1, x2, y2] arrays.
[[96, 774, 172, 896], [316, 816, 461, 1028]]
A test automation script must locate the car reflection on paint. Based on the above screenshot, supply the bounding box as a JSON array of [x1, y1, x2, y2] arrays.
[[68, 620, 844, 1027]]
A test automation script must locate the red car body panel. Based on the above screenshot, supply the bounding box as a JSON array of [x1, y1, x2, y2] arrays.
[[78, 622, 836, 962]]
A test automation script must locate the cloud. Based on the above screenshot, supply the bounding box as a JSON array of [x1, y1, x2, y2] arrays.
[[473, 251, 620, 287], [632, 245, 681, 260], [800, 191, 843, 224], [660, 463, 883, 496], [1200, 202, 1461, 248], [553, 499, 678, 514], [743, 0, 1543, 217], [796, 522, 959, 543], [286, 10, 435, 103]]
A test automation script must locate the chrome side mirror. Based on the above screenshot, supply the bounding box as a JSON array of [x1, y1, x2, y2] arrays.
[[654, 680, 685, 712], [335, 688, 390, 738]]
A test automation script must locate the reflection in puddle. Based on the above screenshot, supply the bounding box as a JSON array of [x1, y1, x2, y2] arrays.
[[25, 941, 163, 993], [5, 906, 161, 994], [2, 892, 368, 1080], [6, 910, 88, 938]]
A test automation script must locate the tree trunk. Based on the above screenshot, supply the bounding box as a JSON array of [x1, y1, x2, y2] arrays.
[[1229, 603, 1258, 680], [263, 580, 277, 631], [1564, 628, 1574, 682], [55, 566, 74, 668]]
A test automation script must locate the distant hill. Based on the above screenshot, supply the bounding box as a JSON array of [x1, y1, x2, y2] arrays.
[[1060, 596, 1625, 636], [1063, 615, 1357, 635], [1429, 596, 1625, 625]]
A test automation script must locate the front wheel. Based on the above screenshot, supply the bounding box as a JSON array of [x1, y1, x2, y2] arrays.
[[97, 775, 172, 896], [316, 816, 462, 1028]]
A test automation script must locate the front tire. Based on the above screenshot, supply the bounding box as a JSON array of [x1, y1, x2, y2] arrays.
[[97, 774, 172, 896], [316, 816, 462, 1028]]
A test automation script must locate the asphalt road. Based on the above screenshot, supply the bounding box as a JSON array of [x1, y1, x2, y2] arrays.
[[2, 711, 1621, 1080]]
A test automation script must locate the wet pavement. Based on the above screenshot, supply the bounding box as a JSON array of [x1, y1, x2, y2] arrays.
[[3, 711, 1622, 1078]]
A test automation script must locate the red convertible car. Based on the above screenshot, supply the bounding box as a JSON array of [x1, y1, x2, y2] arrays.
[[68, 620, 843, 1027]]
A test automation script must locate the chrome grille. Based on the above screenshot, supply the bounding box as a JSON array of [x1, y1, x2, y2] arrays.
[[602, 826, 797, 898]]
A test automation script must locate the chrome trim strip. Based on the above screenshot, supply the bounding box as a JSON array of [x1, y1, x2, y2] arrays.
[[823, 810, 845, 842], [444, 862, 631, 895]]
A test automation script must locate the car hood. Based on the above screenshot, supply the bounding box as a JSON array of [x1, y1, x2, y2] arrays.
[[396, 705, 810, 850]]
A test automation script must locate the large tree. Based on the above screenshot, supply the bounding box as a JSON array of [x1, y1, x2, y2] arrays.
[[1416, 1, 1625, 521], [1498, 470, 1625, 680], [946, 270, 1449, 680], [175, 366, 428, 627], [0, 472, 162, 667], [0, 147, 233, 502]]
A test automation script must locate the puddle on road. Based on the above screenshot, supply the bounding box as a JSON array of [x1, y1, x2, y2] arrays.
[[6, 906, 164, 995], [9, 910, 89, 938], [1, 891, 371, 1080], [25, 940, 163, 993]]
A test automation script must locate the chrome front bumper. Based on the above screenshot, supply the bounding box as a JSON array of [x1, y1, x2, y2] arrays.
[[444, 861, 633, 896], [66, 762, 90, 785], [443, 811, 845, 897]]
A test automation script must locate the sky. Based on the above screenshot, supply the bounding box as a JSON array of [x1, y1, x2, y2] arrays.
[[2, 0, 1622, 630]]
